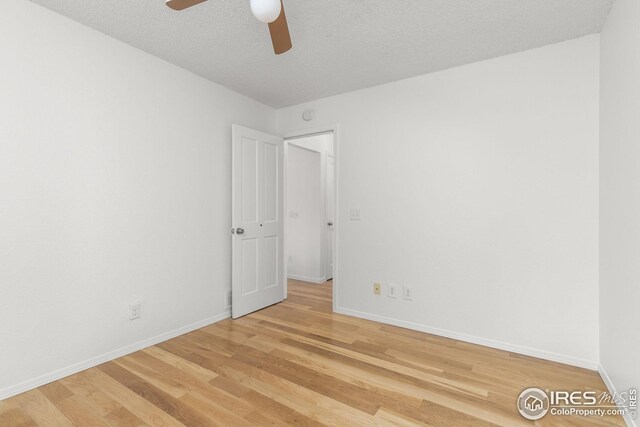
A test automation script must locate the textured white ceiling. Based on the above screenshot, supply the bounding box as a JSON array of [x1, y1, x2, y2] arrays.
[[29, 0, 613, 108]]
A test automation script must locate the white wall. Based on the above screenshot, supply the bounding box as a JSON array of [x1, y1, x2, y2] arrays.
[[277, 35, 601, 367], [0, 0, 275, 398], [287, 146, 323, 281], [599, 0, 640, 421], [286, 134, 334, 283]]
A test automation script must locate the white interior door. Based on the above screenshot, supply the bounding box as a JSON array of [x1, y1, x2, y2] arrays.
[[325, 155, 334, 280], [232, 125, 284, 319]]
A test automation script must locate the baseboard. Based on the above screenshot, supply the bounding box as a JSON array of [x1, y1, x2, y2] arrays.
[[0, 310, 231, 402], [334, 306, 599, 371], [599, 364, 637, 427], [288, 274, 327, 284]]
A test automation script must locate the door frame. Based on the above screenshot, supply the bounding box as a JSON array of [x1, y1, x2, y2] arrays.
[[325, 153, 334, 281], [283, 124, 340, 312]]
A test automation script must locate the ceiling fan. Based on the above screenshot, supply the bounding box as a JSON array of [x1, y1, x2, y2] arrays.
[[165, 0, 292, 55]]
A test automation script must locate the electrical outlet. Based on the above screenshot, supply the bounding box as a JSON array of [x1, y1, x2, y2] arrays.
[[350, 208, 361, 221], [129, 301, 141, 320], [403, 285, 414, 301], [226, 290, 232, 308], [373, 282, 381, 295], [388, 283, 398, 298]]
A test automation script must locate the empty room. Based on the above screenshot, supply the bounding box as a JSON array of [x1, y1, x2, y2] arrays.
[[0, 0, 637, 425]]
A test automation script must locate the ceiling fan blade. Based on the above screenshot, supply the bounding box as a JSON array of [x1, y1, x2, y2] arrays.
[[165, 0, 208, 11], [268, 0, 292, 55]]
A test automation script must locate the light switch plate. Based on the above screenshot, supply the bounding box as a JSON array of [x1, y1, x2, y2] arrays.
[[388, 283, 398, 298], [350, 208, 361, 220], [403, 285, 414, 301]]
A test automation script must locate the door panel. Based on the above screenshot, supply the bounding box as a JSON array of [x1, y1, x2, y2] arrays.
[[232, 125, 284, 318], [240, 238, 259, 295], [241, 137, 258, 223], [263, 142, 279, 222], [264, 235, 278, 288]]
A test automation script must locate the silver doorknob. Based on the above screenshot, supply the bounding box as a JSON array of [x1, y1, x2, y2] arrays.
[[236, 227, 245, 235]]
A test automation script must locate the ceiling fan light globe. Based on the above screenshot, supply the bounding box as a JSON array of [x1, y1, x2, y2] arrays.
[[250, 0, 281, 23]]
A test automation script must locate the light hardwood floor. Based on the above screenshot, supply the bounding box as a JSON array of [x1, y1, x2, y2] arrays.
[[0, 280, 625, 426]]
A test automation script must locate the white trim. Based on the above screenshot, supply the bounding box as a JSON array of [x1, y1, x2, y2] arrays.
[[287, 274, 327, 284], [0, 310, 231, 401], [598, 364, 637, 427], [282, 124, 340, 312], [324, 154, 335, 281], [335, 306, 599, 370]]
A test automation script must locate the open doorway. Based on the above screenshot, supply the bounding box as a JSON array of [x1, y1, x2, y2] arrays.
[[285, 131, 336, 303]]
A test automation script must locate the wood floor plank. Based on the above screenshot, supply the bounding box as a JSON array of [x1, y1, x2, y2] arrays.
[[0, 408, 38, 427], [60, 372, 129, 416], [97, 362, 214, 427], [11, 390, 73, 427], [128, 351, 255, 418], [103, 407, 145, 427], [48, 395, 111, 427], [113, 356, 189, 399], [178, 392, 253, 427], [374, 407, 432, 427], [141, 347, 218, 383], [38, 382, 73, 403], [0, 279, 626, 426], [79, 369, 186, 427], [239, 390, 326, 426], [232, 346, 383, 415]]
